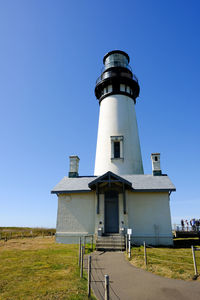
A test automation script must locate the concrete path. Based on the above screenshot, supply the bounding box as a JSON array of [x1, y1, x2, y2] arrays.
[[89, 251, 200, 300]]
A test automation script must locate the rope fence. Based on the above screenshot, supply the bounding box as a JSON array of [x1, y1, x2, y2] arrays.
[[77, 235, 111, 299], [129, 241, 200, 279]]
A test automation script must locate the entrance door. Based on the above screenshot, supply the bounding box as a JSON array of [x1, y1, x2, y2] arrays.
[[105, 191, 119, 233]]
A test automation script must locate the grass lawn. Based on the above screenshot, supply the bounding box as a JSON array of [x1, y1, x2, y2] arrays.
[[129, 238, 200, 281], [0, 236, 96, 299]]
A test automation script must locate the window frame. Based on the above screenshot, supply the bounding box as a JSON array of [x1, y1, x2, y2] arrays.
[[110, 136, 124, 160]]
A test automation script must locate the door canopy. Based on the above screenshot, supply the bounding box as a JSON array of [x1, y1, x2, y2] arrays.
[[89, 171, 132, 214], [88, 171, 132, 191]]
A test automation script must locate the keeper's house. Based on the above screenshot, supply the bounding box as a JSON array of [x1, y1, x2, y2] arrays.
[[51, 50, 176, 246]]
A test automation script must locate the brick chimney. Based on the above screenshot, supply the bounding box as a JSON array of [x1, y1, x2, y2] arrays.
[[68, 155, 80, 178], [151, 153, 162, 176]]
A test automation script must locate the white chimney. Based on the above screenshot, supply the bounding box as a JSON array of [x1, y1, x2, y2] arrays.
[[151, 153, 162, 176], [68, 155, 80, 177]]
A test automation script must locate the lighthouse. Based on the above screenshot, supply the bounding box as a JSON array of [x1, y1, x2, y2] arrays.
[[94, 50, 143, 176], [52, 50, 175, 247]]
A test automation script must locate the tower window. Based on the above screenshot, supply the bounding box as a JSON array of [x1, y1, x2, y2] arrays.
[[110, 136, 124, 159], [108, 85, 112, 92], [114, 141, 120, 158], [120, 84, 125, 92], [155, 156, 158, 161]]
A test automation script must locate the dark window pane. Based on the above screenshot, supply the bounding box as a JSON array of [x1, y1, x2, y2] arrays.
[[114, 141, 120, 158]]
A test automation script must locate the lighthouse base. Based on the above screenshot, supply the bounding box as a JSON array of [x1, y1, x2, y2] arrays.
[[52, 172, 175, 247]]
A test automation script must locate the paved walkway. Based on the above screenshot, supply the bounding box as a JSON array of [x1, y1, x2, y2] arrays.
[[89, 251, 200, 300]]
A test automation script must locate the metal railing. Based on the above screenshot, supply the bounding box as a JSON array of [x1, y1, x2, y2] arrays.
[[173, 224, 200, 232], [96, 70, 138, 85]]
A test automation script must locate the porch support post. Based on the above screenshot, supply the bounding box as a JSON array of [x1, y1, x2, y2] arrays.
[[108, 172, 111, 188], [123, 183, 126, 214], [96, 183, 100, 214]]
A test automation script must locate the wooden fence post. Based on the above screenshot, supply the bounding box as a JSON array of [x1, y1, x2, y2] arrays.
[[144, 241, 147, 268], [84, 236, 86, 254], [91, 235, 93, 251], [192, 246, 198, 276], [128, 234, 131, 259], [105, 275, 109, 300], [88, 255, 91, 297], [78, 237, 82, 267], [126, 235, 128, 254], [80, 245, 84, 278]]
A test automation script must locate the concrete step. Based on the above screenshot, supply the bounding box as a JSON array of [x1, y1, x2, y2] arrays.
[[96, 243, 125, 247], [97, 239, 125, 243], [96, 235, 125, 251], [96, 245, 125, 250], [97, 236, 125, 241], [96, 239, 125, 243]]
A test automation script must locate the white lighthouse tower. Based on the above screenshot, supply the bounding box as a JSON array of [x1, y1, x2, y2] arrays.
[[94, 50, 143, 176], [52, 50, 176, 246]]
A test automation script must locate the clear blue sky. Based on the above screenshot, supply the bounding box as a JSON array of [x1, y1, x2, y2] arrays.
[[0, 0, 200, 228]]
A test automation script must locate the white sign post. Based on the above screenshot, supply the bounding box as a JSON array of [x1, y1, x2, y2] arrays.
[[127, 228, 132, 259]]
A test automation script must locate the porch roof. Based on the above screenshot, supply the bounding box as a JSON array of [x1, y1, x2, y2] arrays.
[[88, 171, 132, 190], [51, 172, 176, 194]]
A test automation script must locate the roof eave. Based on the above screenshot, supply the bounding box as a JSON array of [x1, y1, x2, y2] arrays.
[[131, 188, 176, 193], [51, 188, 176, 194], [51, 189, 92, 195]]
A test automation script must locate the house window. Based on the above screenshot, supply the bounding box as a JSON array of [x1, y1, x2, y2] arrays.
[[111, 136, 124, 159]]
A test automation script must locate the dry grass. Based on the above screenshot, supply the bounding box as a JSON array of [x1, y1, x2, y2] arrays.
[[0, 237, 96, 299], [129, 238, 200, 281], [0, 227, 55, 240]]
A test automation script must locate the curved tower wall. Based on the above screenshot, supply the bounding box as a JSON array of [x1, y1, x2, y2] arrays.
[[94, 94, 143, 175]]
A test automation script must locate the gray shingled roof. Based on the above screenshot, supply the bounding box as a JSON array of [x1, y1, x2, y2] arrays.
[[51, 174, 176, 194]]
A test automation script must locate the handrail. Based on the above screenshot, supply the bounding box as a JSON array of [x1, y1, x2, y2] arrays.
[[173, 224, 200, 231]]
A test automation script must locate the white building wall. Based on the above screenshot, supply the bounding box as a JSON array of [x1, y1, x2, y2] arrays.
[[127, 191, 173, 246], [119, 193, 128, 233], [55, 190, 173, 246], [94, 94, 144, 176], [56, 192, 95, 243]]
